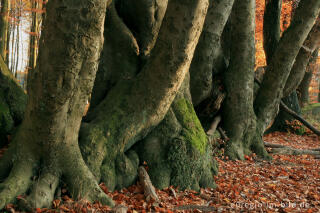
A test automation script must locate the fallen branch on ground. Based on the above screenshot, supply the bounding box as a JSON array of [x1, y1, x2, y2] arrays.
[[268, 147, 320, 156], [255, 77, 320, 136], [279, 101, 320, 136], [264, 141, 286, 148], [139, 166, 159, 203]]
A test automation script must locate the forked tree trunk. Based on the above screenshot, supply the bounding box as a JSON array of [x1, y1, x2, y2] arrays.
[[81, 0, 209, 191]]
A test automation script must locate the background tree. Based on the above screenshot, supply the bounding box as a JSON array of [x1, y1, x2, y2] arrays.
[[0, 0, 9, 60]]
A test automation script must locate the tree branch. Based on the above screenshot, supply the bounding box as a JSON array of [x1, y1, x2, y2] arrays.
[[279, 101, 320, 136]]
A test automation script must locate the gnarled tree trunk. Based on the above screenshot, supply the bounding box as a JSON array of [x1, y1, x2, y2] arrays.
[[0, 0, 111, 209], [81, 0, 210, 191]]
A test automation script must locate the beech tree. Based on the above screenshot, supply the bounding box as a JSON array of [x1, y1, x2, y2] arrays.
[[0, 0, 319, 210]]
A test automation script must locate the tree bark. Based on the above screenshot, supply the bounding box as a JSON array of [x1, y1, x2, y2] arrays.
[[0, 55, 26, 147], [81, 0, 210, 192], [254, 0, 320, 131], [266, 91, 301, 133], [0, 0, 111, 209], [297, 51, 317, 107], [263, 0, 282, 64], [222, 0, 267, 160], [283, 18, 320, 97], [189, 0, 234, 106]]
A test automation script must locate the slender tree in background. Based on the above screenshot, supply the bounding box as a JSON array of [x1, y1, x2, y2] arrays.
[[0, 0, 9, 60], [298, 49, 319, 106], [27, 0, 42, 71]]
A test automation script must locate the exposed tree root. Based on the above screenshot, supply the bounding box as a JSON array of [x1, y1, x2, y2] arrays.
[[268, 147, 320, 156], [0, 161, 34, 209], [0, 144, 15, 180], [19, 170, 59, 210], [255, 77, 320, 136], [206, 115, 221, 136], [264, 141, 286, 148], [0, 146, 115, 210], [217, 127, 229, 141], [112, 205, 128, 213], [265, 142, 320, 156]]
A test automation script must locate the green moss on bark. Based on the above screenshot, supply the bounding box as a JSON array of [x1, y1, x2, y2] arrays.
[[136, 98, 217, 191], [173, 99, 207, 154]]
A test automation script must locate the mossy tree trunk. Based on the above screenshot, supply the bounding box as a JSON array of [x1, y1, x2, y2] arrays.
[[81, 0, 210, 192], [0, 54, 26, 147]]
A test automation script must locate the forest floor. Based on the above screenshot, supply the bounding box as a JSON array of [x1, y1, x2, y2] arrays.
[[1, 131, 319, 213], [1, 115, 320, 212]]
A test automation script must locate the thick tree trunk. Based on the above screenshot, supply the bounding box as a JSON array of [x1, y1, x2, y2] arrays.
[[136, 73, 217, 191], [0, 56, 26, 147], [81, 0, 209, 192], [222, 0, 269, 160], [263, 0, 282, 64], [189, 0, 234, 106], [0, 0, 110, 209]]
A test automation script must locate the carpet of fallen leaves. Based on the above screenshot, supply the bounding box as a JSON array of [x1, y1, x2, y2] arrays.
[[1, 131, 319, 213]]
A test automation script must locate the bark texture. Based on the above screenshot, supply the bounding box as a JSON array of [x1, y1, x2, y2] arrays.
[[80, 0, 210, 192], [189, 0, 234, 106], [136, 74, 217, 191], [263, 0, 282, 64], [0, 56, 26, 147], [0, 0, 110, 209], [283, 18, 320, 97], [222, 0, 268, 160], [254, 0, 320, 131]]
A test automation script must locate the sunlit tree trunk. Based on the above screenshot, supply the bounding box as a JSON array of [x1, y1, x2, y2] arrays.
[[0, 0, 9, 60]]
